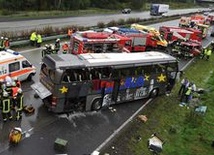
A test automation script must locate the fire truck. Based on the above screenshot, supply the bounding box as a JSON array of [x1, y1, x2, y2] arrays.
[[116, 27, 167, 51], [69, 31, 130, 54], [130, 23, 168, 48], [159, 26, 202, 43], [179, 15, 209, 38]]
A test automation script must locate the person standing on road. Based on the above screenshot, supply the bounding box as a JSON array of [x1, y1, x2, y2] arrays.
[[0, 36, 4, 50], [1, 91, 13, 122], [54, 38, 60, 54], [36, 34, 42, 47], [15, 88, 24, 121], [30, 31, 37, 46], [3, 38, 10, 49]]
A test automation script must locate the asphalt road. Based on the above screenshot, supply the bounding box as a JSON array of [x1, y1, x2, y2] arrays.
[[0, 8, 203, 32], [0, 11, 213, 155]]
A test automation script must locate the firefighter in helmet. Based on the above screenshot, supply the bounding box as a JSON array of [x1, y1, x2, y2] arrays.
[[15, 88, 24, 121], [1, 91, 12, 122]]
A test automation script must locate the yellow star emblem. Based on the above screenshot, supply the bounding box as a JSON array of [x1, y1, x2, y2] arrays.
[[59, 86, 68, 93], [144, 74, 150, 81], [157, 73, 166, 82]]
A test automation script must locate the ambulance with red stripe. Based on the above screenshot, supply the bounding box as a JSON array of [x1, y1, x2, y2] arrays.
[[0, 49, 36, 81]]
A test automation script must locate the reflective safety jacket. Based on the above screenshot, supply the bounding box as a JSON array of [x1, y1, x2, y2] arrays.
[[16, 93, 24, 111], [2, 97, 11, 113], [185, 87, 192, 96], [37, 34, 42, 43], [206, 49, 212, 56], [30, 32, 37, 41]]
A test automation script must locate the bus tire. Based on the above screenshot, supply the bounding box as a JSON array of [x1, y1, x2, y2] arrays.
[[149, 88, 159, 98], [91, 98, 102, 111]]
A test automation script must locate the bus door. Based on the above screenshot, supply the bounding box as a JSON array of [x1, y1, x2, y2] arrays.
[[111, 79, 120, 103]]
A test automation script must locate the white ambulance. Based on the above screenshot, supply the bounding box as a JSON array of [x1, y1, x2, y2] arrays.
[[0, 49, 36, 81]]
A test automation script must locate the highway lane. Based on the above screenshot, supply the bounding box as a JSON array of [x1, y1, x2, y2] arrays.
[[0, 20, 214, 155], [0, 8, 202, 32]]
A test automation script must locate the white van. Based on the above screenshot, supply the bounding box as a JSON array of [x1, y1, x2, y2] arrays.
[[0, 49, 36, 81]]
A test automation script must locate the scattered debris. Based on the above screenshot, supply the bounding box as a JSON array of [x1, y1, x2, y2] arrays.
[[148, 133, 164, 154], [9, 127, 22, 144], [54, 138, 68, 152], [109, 106, 117, 112], [138, 115, 148, 122], [195, 106, 207, 115], [23, 105, 35, 114]]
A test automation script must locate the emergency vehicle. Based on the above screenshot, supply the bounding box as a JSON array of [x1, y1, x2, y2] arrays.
[[179, 16, 209, 38], [69, 31, 130, 54], [0, 49, 36, 81], [159, 26, 202, 43], [115, 27, 168, 50], [130, 23, 168, 47]]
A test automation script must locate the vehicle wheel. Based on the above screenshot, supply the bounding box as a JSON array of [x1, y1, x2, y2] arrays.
[[27, 73, 33, 81], [91, 98, 102, 111], [149, 88, 159, 98]]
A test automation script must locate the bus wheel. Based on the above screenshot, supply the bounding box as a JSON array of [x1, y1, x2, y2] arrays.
[[150, 89, 159, 98], [91, 98, 102, 111]]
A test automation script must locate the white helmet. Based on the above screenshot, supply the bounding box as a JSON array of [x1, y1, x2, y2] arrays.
[[17, 88, 22, 94], [12, 81, 16, 87], [3, 91, 8, 97], [56, 38, 60, 42], [6, 82, 11, 87], [1, 36, 4, 40]]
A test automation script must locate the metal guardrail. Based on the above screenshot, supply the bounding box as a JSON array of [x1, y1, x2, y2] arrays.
[[9, 11, 206, 48]]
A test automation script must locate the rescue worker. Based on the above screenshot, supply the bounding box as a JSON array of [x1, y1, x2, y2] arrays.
[[11, 81, 19, 109], [30, 31, 37, 46], [54, 38, 60, 54], [36, 34, 42, 47], [184, 83, 193, 104], [205, 47, 212, 61], [67, 29, 73, 38], [15, 88, 24, 121], [201, 47, 207, 59], [0, 36, 4, 50], [13, 76, 21, 88], [3, 38, 10, 49], [62, 42, 69, 54], [178, 77, 189, 97], [1, 91, 12, 122]]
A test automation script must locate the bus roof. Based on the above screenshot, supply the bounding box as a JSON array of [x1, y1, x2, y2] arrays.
[[43, 52, 177, 70]]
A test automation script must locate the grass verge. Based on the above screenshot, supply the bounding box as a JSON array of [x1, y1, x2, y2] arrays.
[[100, 55, 214, 155]]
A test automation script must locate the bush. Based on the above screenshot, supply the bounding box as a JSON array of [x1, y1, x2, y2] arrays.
[[97, 22, 105, 28]]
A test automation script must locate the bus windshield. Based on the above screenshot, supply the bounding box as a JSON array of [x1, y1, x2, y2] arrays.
[[32, 52, 179, 113]]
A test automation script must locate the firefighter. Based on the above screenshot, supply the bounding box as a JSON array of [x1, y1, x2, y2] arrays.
[[62, 42, 69, 54], [184, 83, 193, 104], [30, 31, 37, 46], [1, 91, 12, 122], [0, 36, 4, 50], [3, 38, 10, 49], [54, 38, 60, 54], [36, 34, 42, 48], [15, 88, 24, 121]]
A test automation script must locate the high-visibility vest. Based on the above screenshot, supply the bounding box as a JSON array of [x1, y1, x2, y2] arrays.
[[2, 98, 11, 113], [206, 49, 212, 56], [12, 86, 19, 98], [37, 34, 42, 43], [16, 93, 24, 111], [30, 32, 37, 41], [185, 87, 192, 95]]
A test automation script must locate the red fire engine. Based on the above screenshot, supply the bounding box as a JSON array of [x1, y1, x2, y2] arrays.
[[69, 31, 130, 54], [159, 26, 202, 43], [113, 28, 167, 51]]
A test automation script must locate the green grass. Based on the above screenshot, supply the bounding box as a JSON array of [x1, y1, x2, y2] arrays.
[[100, 55, 214, 155]]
